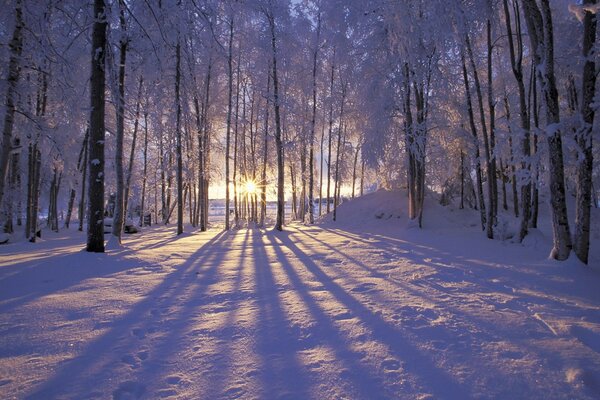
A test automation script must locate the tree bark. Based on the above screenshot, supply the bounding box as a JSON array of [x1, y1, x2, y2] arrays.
[[140, 111, 148, 226], [466, 34, 494, 239], [225, 18, 234, 230], [0, 0, 24, 224], [461, 51, 486, 230], [308, 11, 321, 224], [503, 0, 531, 241], [573, 0, 597, 264], [112, 1, 128, 243], [175, 38, 183, 235], [86, 0, 108, 252], [521, 0, 572, 260], [268, 10, 285, 231], [124, 76, 143, 227]]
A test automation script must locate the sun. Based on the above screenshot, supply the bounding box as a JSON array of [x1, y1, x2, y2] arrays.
[[244, 180, 257, 195]]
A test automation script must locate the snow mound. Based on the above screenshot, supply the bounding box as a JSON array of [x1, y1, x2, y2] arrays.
[[318, 189, 403, 228]]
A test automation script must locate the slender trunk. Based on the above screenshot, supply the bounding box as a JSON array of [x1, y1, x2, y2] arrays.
[[78, 130, 89, 232], [333, 83, 346, 222], [500, 159, 508, 211], [522, 0, 572, 260], [260, 69, 270, 227], [504, 96, 520, 218], [466, 34, 494, 239], [530, 63, 540, 228], [268, 12, 285, 231], [86, 0, 107, 252], [461, 51, 486, 230], [574, 0, 597, 264], [140, 111, 148, 226], [308, 12, 321, 224], [487, 20, 499, 229], [0, 1, 23, 219], [504, 0, 531, 241], [66, 129, 89, 228], [460, 151, 465, 210], [124, 76, 143, 226], [352, 145, 359, 198], [319, 123, 325, 216], [201, 55, 212, 231], [233, 54, 241, 226], [175, 38, 183, 235], [360, 157, 365, 197], [112, 1, 128, 243], [326, 55, 335, 214], [225, 19, 234, 230]]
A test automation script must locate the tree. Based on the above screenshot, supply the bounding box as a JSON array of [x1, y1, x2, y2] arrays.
[[521, 0, 572, 260], [111, 0, 128, 245], [87, 0, 108, 253], [573, 0, 598, 264], [0, 0, 24, 228]]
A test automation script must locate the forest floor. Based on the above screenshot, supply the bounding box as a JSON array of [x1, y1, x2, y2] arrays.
[[1, 190, 600, 399]]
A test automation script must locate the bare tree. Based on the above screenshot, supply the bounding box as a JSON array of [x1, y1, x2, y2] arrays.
[[521, 0, 572, 260], [573, 0, 597, 264], [0, 0, 24, 226], [87, 0, 108, 252]]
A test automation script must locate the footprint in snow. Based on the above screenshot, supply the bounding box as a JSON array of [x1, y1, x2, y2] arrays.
[[381, 358, 402, 371], [351, 282, 378, 293], [131, 328, 145, 339], [165, 375, 182, 385], [322, 257, 343, 265], [333, 311, 354, 321], [112, 381, 146, 400], [121, 354, 138, 368]]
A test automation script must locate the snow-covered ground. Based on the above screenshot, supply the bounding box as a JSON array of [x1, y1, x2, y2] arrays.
[[1, 190, 599, 399]]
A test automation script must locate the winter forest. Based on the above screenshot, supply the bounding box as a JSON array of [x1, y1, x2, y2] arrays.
[[1, 0, 599, 399]]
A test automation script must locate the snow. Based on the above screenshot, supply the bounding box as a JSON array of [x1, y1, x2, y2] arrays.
[[1, 190, 599, 399]]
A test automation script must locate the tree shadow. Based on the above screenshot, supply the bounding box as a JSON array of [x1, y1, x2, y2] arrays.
[[24, 230, 230, 399], [267, 229, 471, 399]]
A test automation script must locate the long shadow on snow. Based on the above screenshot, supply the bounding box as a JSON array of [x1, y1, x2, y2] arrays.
[[263, 230, 399, 399], [328, 226, 600, 320], [116, 229, 253, 399], [24, 230, 229, 399], [271, 229, 471, 399], [0, 247, 151, 316], [252, 228, 312, 399]]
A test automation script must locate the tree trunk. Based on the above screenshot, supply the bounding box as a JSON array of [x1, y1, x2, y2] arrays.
[[66, 129, 89, 229], [140, 111, 148, 226], [487, 20, 499, 230], [504, 96, 520, 218], [260, 68, 270, 227], [308, 12, 321, 224], [112, 1, 128, 244], [326, 55, 335, 214], [225, 19, 234, 230], [522, 0, 572, 260], [461, 51, 486, 230], [460, 151, 465, 210], [86, 0, 108, 252], [352, 144, 360, 198], [503, 0, 531, 242], [124, 76, 143, 226], [0, 0, 24, 224], [466, 34, 494, 239], [175, 39, 183, 235], [268, 11, 285, 231], [333, 83, 347, 222], [573, 0, 597, 264]]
